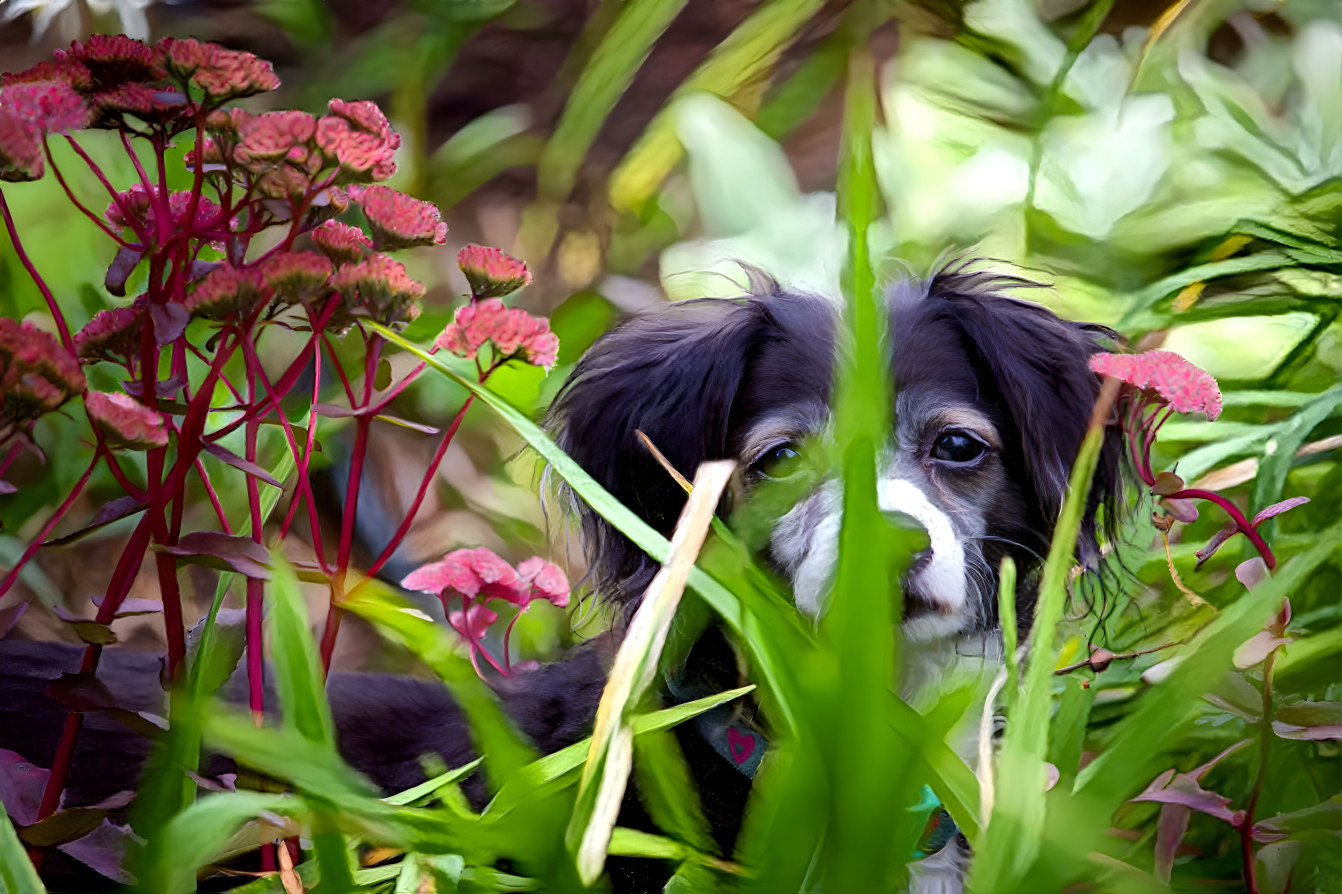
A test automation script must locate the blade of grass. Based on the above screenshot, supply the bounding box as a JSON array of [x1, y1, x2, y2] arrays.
[[566, 460, 735, 885], [267, 553, 336, 745], [0, 795, 46, 894]]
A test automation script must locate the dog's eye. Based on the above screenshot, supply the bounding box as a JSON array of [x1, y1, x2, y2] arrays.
[[752, 443, 803, 480], [931, 432, 985, 464]]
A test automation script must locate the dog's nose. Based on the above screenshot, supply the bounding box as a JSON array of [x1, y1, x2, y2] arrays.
[[877, 479, 954, 558]]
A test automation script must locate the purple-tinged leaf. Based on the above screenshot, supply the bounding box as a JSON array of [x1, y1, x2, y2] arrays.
[[1190, 739, 1252, 780], [1195, 520, 1240, 568], [104, 246, 144, 297], [0, 479, 15, 494], [1272, 702, 1342, 741], [45, 496, 148, 546], [1251, 496, 1310, 528], [155, 532, 271, 580], [1236, 557, 1268, 590], [148, 302, 190, 346], [44, 673, 166, 740], [18, 791, 135, 847], [1162, 497, 1199, 523], [58, 819, 138, 884], [123, 374, 186, 400], [0, 601, 27, 637], [49, 606, 118, 645], [201, 441, 283, 488], [188, 260, 220, 282], [90, 594, 161, 617], [184, 771, 237, 794], [1154, 803, 1190, 884], [0, 747, 50, 825], [1131, 743, 1249, 826]]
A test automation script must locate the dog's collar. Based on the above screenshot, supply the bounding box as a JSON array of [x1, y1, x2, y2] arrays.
[[664, 636, 959, 859]]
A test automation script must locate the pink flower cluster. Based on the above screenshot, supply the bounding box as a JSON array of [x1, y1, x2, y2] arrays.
[[402, 547, 569, 676], [85, 391, 168, 450], [1090, 350, 1222, 420], [105, 184, 221, 234], [74, 306, 144, 367], [0, 77, 88, 180], [458, 244, 532, 299], [436, 299, 559, 370], [0, 319, 85, 432], [348, 185, 447, 250]]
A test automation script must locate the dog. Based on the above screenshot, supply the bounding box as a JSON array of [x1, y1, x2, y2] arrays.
[[0, 264, 1124, 892]]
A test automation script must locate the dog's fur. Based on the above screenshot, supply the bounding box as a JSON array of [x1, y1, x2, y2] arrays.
[[0, 266, 1124, 892]]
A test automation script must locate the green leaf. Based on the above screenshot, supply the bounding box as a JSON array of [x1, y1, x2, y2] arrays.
[[1251, 385, 1342, 540], [145, 792, 307, 893], [0, 792, 46, 894], [385, 757, 484, 806], [266, 553, 336, 746]]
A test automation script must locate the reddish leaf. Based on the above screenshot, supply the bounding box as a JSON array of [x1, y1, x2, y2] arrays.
[[311, 402, 362, 418], [58, 819, 138, 884], [90, 594, 162, 617], [44, 673, 166, 740], [1154, 803, 1190, 884], [148, 302, 190, 345], [1251, 496, 1310, 527], [0, 747, 50, 825], [1132, 741, 1251, 826], [45, 496, 148, 546], [201, 440, 283, 488], [1195, 520, 1240, 568], [1254, 795, 1342, 842], [104, 246, 144, 297], [155, 531, 271, 579]]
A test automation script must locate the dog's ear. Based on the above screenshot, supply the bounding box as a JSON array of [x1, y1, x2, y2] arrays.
[[546, 298, 768, 606], [929, 270, 1125, 570]]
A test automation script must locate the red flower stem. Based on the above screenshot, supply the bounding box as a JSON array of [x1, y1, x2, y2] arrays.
[[186, 341, 245, 401], [318, 601, 344, 675], [502, 608, 529, 675], [362, 394, 476, 580], [0, 441, 22, 481], [41, 142, 138, 247], [320, 332, 356, 404], [193, 456, 233, 533], [58, 135, 148, 244], [34, 514, 155, 827], [245, 365, 267, 721], [1167, 487, 1276, 569], [0, 449, 100, 599], [119, 129, 155, 204], [0, 189, 75, 353], [1236, 648, 1276, 894], [240, 335, 327, 570], [368, 361, 427, 414], [153, 137, 172, 246], [278, 337, 329, 573]]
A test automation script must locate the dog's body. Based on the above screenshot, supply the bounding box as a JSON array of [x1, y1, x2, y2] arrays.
[[0, 266, 1123, 892]]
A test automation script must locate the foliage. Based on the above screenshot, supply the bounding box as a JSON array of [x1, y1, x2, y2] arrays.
[[1, 0, 1340, 892]]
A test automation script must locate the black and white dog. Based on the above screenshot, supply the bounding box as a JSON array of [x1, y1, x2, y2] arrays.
[[0, 265, 1124, 892]]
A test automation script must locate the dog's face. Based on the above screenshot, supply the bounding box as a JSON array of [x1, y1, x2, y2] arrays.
[[549, 268, 1122, 642]]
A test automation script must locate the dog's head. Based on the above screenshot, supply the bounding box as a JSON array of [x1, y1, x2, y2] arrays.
[[547, 266, 1124, 642]]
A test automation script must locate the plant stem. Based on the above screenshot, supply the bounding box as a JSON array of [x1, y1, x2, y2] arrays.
[[1237, 648, 1276, 894], [0, 189, 75, 352], [1167, 487, 1276, 569], [0, 450, 99, 599]]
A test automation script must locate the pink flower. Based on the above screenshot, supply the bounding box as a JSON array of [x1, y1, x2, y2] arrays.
[[2, 59, 93, 93], [517, 557, 570, 608], [85, 391, 168, 450], [259, 251, 333, 305], [328, 253, 425, 323], [255, 164, 315, 200], [314, 100, 400, 183], [311, 220, 372, 265], [327, 99, 396, 144], [75, 306, 145, 366], [1, 319, 86, 427], [105, 185, 220, 233], [182, 264, 262, 319], [347, 185, 447, 249], [56, 36, 165, 87], [436, 298, 559, 370], [403, 548, 528, 604], [157, 38, 279, 101], [234, 110, 317, 167], [448, 604, 499, 642], [1089, 350, 1222, 421], [457, 244, 532, 299], [0, 109, 44, 181], [0, 79, 89, 134]]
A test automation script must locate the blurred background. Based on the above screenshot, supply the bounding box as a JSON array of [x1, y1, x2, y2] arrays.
[[2, 0, 1340, 667]]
